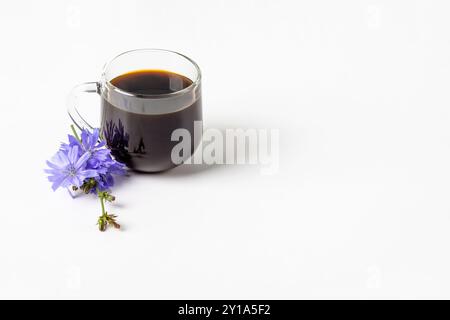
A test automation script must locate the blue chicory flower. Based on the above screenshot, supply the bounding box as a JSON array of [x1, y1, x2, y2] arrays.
[[51, 127, 126, 192], [45, 145, 98, 191], [62, 128, 109, 161]]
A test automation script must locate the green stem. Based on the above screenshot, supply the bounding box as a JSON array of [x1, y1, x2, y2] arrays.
[[70, 124, 81, 142], [99, 193, 106, 216]]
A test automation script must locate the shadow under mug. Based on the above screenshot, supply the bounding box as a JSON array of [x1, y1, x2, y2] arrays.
[[67, 48, 203, 172]]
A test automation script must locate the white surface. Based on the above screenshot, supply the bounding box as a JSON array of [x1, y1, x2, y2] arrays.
[[1, 0, 450, 299]]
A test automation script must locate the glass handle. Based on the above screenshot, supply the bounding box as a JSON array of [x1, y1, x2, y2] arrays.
[[67, 82, 100, 130]]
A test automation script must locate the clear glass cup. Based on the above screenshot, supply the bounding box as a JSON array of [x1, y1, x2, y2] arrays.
[[67, 48, 202, 172]]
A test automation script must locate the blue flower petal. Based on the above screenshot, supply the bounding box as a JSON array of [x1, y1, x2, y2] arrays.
[[46, 160, 61, 170], [50, 150, 69, 167], [68, 146, 79, 164], [51, 175, 67, 191], [81, 169, 98, 178], [75, 151, 90, 169]]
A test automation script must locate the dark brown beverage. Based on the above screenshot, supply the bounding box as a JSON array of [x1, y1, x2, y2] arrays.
[[100, 70, 202, 172]]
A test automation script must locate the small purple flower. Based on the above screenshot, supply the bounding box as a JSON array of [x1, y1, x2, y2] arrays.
[[45, 145, 98, 191], [81, 129, 110, 158], [62, 128, 109, 162], [49, 127, 126, 193], [65, 128, 127, 192]]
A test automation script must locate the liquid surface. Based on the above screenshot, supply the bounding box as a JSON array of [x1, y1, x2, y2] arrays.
[[110, 69, 193, 95]]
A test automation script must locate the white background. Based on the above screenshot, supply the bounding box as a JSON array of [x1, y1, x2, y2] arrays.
[[0, 0, 450, 299]]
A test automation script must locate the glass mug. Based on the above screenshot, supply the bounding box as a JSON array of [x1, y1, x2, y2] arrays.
[[67, 48, 202, 172]]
